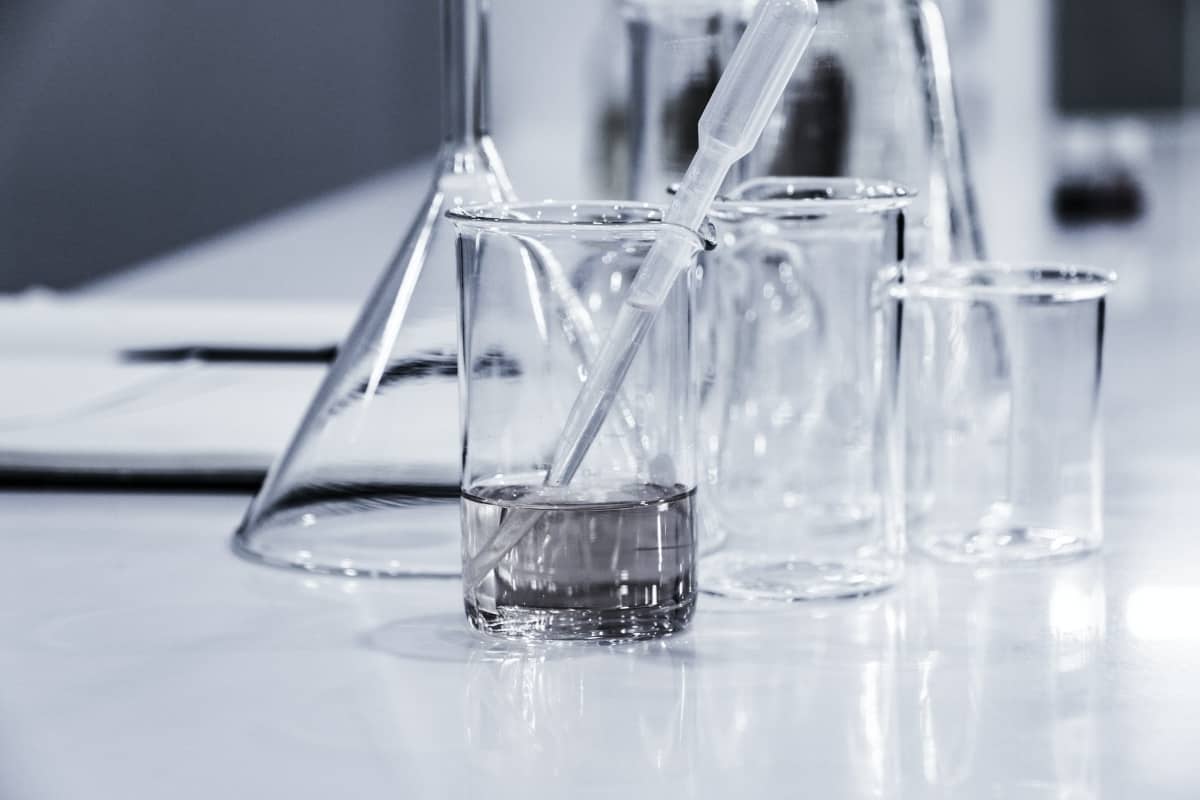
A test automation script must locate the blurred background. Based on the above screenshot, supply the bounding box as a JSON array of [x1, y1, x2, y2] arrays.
[[1, 0, 1196, 307], [0, 0, 440, 290]]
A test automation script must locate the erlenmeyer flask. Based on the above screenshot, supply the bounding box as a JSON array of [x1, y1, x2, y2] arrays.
[[735, 0, 983, 263], [617, 0, 985, 263], [234, 0, 512, 577]]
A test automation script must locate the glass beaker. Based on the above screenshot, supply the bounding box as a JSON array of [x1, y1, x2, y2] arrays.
[[233, 0, 512, 577], [451, 202, 706, 641], [897, 264, 1114, 564], [699, 177, 910, 600]]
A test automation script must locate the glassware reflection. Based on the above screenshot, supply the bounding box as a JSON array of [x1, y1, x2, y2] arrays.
[[454, 559, 1105, 795], [462, 596, 903, 795], [463, 641, 696, 792], [900, 559, 1104, 797], [688, 598, 902, 796]]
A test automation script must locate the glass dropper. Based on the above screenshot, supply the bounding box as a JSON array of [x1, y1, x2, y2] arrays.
[[463, 0, 821, 588]]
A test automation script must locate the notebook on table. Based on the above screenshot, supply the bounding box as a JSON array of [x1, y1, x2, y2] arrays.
[[0, 297, 351, 488]]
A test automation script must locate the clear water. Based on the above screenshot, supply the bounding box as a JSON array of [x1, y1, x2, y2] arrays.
[[462, 482, 696, 640]]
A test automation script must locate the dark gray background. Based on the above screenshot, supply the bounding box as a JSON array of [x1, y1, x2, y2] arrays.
[[1054, 0, 1193, 112], [2, 0, 1195, 292], [0, 0, 440, 291]]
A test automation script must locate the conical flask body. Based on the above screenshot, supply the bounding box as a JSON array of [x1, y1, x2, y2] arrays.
[[235, 0, 515, 577], [234, 141, 512, 576]]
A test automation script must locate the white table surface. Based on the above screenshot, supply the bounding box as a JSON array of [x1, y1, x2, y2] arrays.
[[4, 291, 1199, 799], [6, 141, 1200, 797]]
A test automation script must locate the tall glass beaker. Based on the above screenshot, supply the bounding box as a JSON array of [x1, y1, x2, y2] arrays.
[[234, 0, 512, 577], [699, 177, 910, 600]]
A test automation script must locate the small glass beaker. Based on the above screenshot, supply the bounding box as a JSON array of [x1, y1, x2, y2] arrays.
[[699, 177, 911, 600], [896, 264, 1114, 563], [450, 202, 707, 640]]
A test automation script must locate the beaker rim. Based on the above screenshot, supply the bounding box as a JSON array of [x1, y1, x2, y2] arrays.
[[710, 177, 915, 218], [891, 262, 1117, 303], [447, 201, 716, 249]]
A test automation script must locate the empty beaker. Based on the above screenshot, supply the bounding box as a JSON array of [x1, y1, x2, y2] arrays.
[[699, 177, 910, 600], [897, 264, 1114, 563], [451, 202, 707, 640]]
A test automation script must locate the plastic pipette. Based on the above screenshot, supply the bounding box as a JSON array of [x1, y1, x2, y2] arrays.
[[464, 0, 820, 588]]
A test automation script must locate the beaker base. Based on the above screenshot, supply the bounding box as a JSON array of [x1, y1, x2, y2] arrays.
[[464, 598, 696, 642], [701, 554, 899, 601], [914, 526, 1100, 565]]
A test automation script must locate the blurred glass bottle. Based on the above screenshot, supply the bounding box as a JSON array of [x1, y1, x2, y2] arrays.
[[618, 0, 741, 200], [607, 0, 985, 263], [736, 0, 984, 263]]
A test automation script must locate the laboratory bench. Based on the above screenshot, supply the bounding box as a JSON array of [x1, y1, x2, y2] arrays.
[[3, 147, 1200, 797]]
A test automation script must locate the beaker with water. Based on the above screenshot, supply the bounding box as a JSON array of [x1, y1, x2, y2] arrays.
[[451, 202, 708, 640]]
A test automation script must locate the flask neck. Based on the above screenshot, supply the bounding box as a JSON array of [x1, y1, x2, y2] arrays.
[[442, 0, 491, 146]]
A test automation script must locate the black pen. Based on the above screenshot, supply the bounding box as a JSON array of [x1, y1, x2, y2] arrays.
[[120, 345, 339, 365]]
